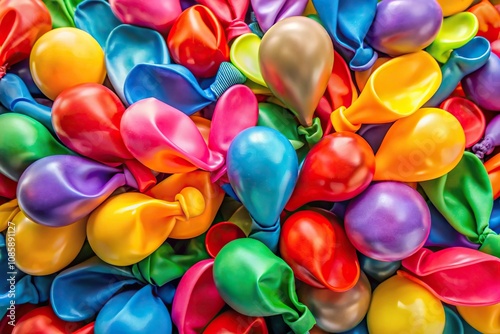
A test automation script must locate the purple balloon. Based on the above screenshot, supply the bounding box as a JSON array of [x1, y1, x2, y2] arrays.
[[366, 0, 442, 56], [357, 123, 393, 154], [344, 182, 431, 261], [17, 155, 137, 227], [250, 0, 308, 32], [473, 114, 500, 159], [463, 53, 500, 111]]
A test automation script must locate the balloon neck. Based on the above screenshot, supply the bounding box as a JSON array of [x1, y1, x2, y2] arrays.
[[282, 300, 316, 334], [123, 160, 157, 192], [472, 136, 495, 159], [210, 165, 228, 184], [298, 117, 323, 147], [209, 62, 247, 98], [175, 187, 206, 220], [330, 106, 361, 132], [249, 218, 280, 253], [0, 64, 8, 79], [226, 21, 252, 41]]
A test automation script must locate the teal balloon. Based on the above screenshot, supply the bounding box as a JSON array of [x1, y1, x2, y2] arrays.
[[0, 113, 74, 180], [444, 306, 463, 334], [213, 238, 316, 333], [74, 0, 121, 48], [358, 253, 401, 282]]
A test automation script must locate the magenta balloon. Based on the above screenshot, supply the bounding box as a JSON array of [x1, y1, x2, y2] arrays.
[[344, 182, 431, 261]]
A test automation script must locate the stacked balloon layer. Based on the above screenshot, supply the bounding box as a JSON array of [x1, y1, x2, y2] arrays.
[[3, 0, 500, 333]]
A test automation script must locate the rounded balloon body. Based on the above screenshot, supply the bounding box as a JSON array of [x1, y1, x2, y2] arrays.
[[457, 303, 500, 334], [259, 16, 334, 127], [345, 182, 431, 261], [367, 275, 446, 334], [437, 0, 474, 16], [440, 97, 485, 148], [167, 5, 229, 78], [286, 132, 375, 211], [374, 108, 465, 182], [297, 272, 371, 333], [30, 27, 106, 100], [367, 0, 443, 56], [13, 306, 84, 334], [463, 53, 500, 111]]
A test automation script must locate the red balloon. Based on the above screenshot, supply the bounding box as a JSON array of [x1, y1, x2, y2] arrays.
[[13, 306, 84, 334], [52, 83, 156, 191], [280, 209, 360, 291], [205, 221, 246, 258], [0, 304, 37, 334], [285, 132, 375, 211], [0, 173, 17, 199], [195, 0, 251, 41], [440, 97, 485, 148], [0, 0, 51, 75], [167, 5, 229, 78], [203, 309, 268, 334], [72, 323, 94, 334]]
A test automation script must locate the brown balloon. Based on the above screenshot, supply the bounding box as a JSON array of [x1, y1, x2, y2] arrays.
[[259, 16, 334, 127], [297, 272, 371, 333]]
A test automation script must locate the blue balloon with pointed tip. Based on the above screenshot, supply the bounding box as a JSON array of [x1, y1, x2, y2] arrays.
[[74, 0, 121, 48], [106, 24, 170, 103], [312, 0, 378, 71]]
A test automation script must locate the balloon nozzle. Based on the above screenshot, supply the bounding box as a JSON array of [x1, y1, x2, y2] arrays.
[[472, 136, 494, 159], [330, 106, 361, 132]]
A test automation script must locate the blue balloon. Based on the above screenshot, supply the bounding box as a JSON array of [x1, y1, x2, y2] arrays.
[[312, 0, 378, 71], [124, 62, 246, 115], [227, 127, 298, 251], [489, 197, 500, 233], [75, 0, 122, 48], [106, 24, 171, 103], [95, 286, 172, 334], [425, 37, 491, 107]]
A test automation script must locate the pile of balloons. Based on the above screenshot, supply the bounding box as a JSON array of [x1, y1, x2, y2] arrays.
[[3, 0, 500, 333]]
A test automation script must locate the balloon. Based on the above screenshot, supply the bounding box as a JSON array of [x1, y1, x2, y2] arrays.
[[463, 53, 500, 111], [205, 222, 246, 258], [357, 123, 392, 154], [345, 182, 431, 261], [74, 0, 121, 48], [1, 200, 86, 275], [213, 238, 316, 333], [9, 59, 42, 95], [426, 37, 491, 107], [230, 33, 266, 87], [374, 108, 465, 182], [441, 97, 486, 148], [52, 83, 156, 191], [280, 209, 360, 291], [0, 113, 74, 181], [401, 247, 500, 306], [167, 5, 229, 78], [367, 275, 445, 334], [366, 0, 442, 56], [43, 0, 83, 28], [297, 272, 371, 333], [13, 306, 85, 334], [473, 114, 500, 158], [0, 304, 37, 334], [285, 132, 375, 211], [469, 0, 500, 42], [312, 0, 377, 71], [17, 155, 139, 227], [172, 260, 226, 334], [420, 152, 500, 257], [359, 254, 401, 282], [226, 127, 298, 251], [203, 309, 268, 334], [485, 153, 500, 199], [105, 24, 171, 103], [0, 0, 51, 71], [29, 27, 106, 100], [427, 12, 479, 63], [121, 84, 258, 176], [251, 0, 308, 32], [124, 62, 246, 114], [354, 57, 390, 92], [458, 303, 500, 333], [437, 0, 474, 17], [109, 0, 182, 34], [259, 16, 334, 127], [0, 175, 16, 200], [257, 103, 306, 150], [194, 0, 250, 41], [330, 52, 442, 132]]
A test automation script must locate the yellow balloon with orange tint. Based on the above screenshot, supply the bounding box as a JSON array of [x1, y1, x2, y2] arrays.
[[30, 28, 106, 100], [367, 275, 445, 334], [436, 0, 474, 16], [374, 108, 465, 182], [458, 303, 500, 334]]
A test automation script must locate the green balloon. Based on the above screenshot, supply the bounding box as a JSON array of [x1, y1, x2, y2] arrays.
[[43, 0, 84, 28], [0, 114, 75, 181], [132, 234, 209, 287], [258, 103, 306, 150], [420, 152, 499, 256], [213, 238, 316, 334]]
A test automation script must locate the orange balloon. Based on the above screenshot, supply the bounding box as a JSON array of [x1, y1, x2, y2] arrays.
[[485, 153, 500, 199], [374, 108, 465, 182]]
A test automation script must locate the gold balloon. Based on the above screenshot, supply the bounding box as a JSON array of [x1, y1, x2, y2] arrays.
[[297, 272, 371, 333], [259, 16, 334, 127]]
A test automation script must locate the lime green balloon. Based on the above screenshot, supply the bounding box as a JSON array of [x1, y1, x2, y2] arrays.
[[43, 0, 84, 28], [420, 152, 499, 256], [213, 238, 316, 333], [0, 113, 75, 181], [258, 103, 306, 150]]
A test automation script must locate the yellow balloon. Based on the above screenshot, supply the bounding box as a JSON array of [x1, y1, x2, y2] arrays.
[[30, 27, 106, 100], [436, 0, 474, 17], [457, 303, 500, 334], [302, 0, 318, 16], [367, 275, 445, 334], [331, 51, 442, 132], [230, 33, 267, 87], [374, 108, 465, 182], [87, 188, 206, 266], [0, 199, 19, 232], [0, 200, 86, 276]]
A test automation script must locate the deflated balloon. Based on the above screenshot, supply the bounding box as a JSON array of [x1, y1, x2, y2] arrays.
[[251, 0, 308, 32], [195, 0, 250, 40], [203, 309, 268, 334]]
